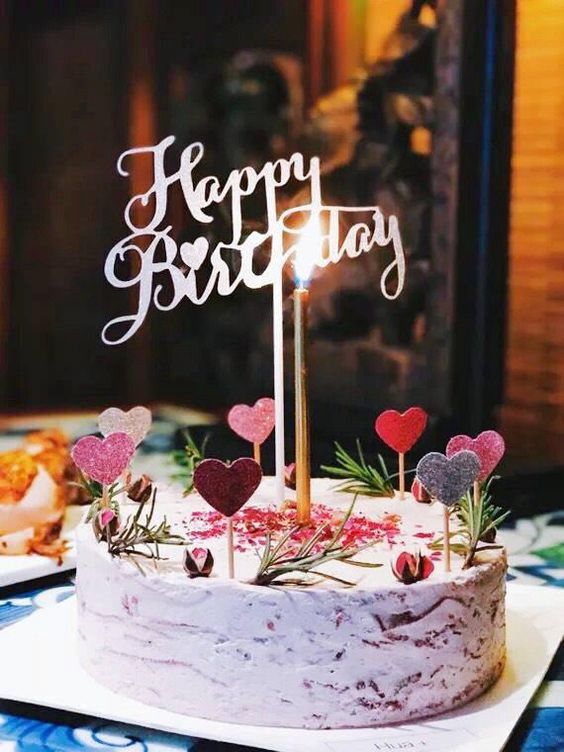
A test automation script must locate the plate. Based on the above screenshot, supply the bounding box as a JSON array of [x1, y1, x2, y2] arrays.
[[0, 584, 561, 752], [0, 506, 83, 588]]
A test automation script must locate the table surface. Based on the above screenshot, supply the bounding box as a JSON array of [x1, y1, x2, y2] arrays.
[[0, 410, 562, 752]]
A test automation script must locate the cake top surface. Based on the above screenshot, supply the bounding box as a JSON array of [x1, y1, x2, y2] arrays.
[[78, 477, 504, 592]]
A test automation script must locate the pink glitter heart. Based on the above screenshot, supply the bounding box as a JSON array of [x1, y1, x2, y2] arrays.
[[193, 458, 262, 517], [98, 406, 152, 446], [446, 430, 505, 481], [71, 433, 136, 485], [375, 407, 428, 453], [227, 397, 275, 445]]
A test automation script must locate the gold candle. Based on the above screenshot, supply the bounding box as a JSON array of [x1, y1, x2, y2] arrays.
[[294, 286, 311, 525]]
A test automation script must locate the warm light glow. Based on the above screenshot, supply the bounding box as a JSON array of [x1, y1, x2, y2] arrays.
[[294, 215, 323, 286]]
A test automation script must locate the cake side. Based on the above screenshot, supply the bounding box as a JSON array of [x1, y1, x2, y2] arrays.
[[76, 480, 506, 729]]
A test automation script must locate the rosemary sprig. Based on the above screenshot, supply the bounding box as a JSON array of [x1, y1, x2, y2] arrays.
[[429, 478, 509, 568], [170, 429, 209, 494], [253, 498, 382, 587], [107, 488, 187, 566], [456, 477, 510, 568], [321, 440, 395, 497]]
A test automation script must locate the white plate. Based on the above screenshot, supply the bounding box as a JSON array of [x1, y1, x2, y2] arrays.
[[0, 584, 561, 752], [0, 506, 83, 588]]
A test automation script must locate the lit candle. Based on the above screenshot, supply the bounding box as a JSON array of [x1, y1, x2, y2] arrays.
[[294, 285, 311, 524], [293, 217, 321, 525]]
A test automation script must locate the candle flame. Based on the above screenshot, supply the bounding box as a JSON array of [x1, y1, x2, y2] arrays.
[[294, 215, 322, 286]]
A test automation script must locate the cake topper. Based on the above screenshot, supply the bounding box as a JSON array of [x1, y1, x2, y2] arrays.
[[446, 430, 505, 517], [71, 433, 136, 487], [98, 406, 152, 447], [375, 407, 428, 499], [416, 450, 481, 572], [72, 432, 136, 547], [102, 137, 407, 509], [446, 430, 505, 482], [193, 457, 262, 578], [227, 397, 275, 465]]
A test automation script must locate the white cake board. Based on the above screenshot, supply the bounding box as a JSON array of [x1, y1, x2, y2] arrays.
[[0, 584, 561, 752]]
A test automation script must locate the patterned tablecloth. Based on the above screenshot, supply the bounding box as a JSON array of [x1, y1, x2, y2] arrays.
[[0, 411, 562, 751]]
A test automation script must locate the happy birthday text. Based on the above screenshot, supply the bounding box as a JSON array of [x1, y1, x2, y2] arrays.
[[102, 136, 406, 344]]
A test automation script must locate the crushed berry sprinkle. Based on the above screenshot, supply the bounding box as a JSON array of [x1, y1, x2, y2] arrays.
[[186, 504, 402, 553]]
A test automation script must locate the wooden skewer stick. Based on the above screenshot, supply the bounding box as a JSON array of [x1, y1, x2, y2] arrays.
[[101, 484, 109, 509], [473, 480, 480, 509], [227, 517, 235, 579], [253, 442, 261, 465], [443, 505, 451, 573], [398, 452, 405, 500]]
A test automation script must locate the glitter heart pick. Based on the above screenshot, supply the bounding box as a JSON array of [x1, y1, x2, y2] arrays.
[[193, 458, 262, 517], [375, 406, 428, 499], [416, 450, 481, 507], [416, 449, 480, 574], [227, 398, 275, 445], [193, 457, 262, 579], [375, 407, 428, 454], [71, 433, 136, 485], [446, 430, 505, 481], [98, 406, 152, 447]]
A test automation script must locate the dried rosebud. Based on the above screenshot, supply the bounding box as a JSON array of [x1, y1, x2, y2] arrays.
[[391, 551, 434, 585], [411, 477, 431, 503], [183, 547, 214, 578], [480, 526, 497, 544], [284, 463, 296, 490], [93, 507, 119, 540], [127, 474, 153, 504]]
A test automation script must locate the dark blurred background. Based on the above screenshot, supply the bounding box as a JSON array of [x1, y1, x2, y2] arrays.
[[0, 0, 562, 487]]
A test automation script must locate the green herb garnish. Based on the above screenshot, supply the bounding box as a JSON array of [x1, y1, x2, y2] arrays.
[[170, 429, 209, 494], [321, 440, 395, 497], [429, 477, 509, 568], [253, 498, 381, 587], [107, 488, 186, 568]]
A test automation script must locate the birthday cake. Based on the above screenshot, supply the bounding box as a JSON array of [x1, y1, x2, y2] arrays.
[[73, 141, 509, 730], [75, 476, 506, 729]]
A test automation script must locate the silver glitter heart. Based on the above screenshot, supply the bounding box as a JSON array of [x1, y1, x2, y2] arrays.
[[416, 450, 480, 507], [98, 406, 152, 447]]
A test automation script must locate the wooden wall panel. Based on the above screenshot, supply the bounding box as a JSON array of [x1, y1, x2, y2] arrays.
[[501, 0, 564, 462]]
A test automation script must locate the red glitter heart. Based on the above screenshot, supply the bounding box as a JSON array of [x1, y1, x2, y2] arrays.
[[193, 458, 262, 517], [446, 430, 505, 481], [227, 397, 275, 445], [71, 432, 136, 485], [375, 407, 428, 453]]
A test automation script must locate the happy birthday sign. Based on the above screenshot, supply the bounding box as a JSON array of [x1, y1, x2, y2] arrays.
[[102, 136, 406, 345]]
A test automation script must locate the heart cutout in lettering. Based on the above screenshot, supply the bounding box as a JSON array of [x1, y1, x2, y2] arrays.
[[71, 433, 136, 485], [227, 397, 275, 445], [98, 406, 152, 447], [446, 430, 505, 481], [180, 237, 209, 271], [375, 407, 428, 453], [416, 450, 481, 507], [193, 458, 262, 517]]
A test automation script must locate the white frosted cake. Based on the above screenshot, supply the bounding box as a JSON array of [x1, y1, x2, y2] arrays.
[[76, 478, 506, 729]]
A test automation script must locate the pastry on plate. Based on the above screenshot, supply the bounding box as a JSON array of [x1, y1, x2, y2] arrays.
[[0, 430, 75, 559]]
